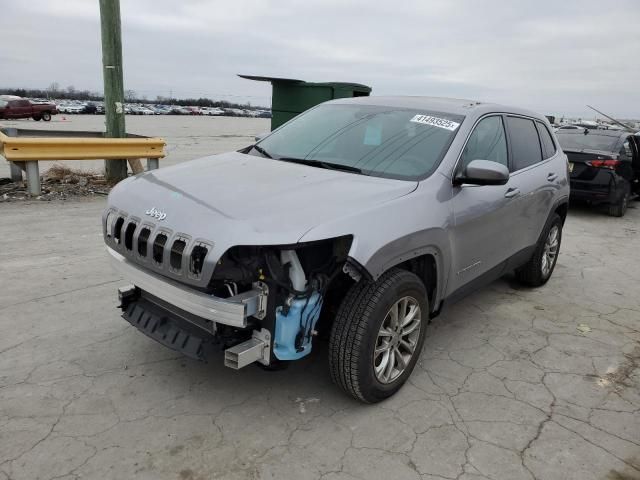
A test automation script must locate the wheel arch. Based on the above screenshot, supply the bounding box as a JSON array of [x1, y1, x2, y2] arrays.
[[393, 253, 440, 316], [554, 198, 569, 224], [357, 243, 448, 317]]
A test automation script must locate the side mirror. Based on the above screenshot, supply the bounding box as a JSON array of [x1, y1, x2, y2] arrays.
[[455, 159, 509, 186], [254, 132, 269, 142]]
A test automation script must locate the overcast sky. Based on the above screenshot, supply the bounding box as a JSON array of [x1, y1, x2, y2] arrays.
[[3, 0, 640, 118]]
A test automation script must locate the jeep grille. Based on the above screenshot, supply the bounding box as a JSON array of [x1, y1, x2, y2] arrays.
[[104, 212, 214, 284]]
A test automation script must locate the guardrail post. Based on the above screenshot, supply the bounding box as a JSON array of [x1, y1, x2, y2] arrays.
[[25, 161, 41, 196], [9, 162, 23, 182], [4, 129, 23, 182], [147, 158, 159, 170]]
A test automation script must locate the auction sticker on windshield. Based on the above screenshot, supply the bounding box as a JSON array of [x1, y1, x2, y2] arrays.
[[410, 114, 460, 131]]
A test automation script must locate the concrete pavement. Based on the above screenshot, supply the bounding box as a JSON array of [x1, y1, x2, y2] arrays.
[[1, 198, 639, 480]]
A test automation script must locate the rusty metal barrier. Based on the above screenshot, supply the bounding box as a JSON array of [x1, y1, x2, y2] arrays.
[[0, 128, 166, 195]]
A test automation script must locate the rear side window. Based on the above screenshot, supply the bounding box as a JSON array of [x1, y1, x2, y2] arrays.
[[459, 116, 508, 170], [506, 116, 542, 171], [536, 122, 556, 159]]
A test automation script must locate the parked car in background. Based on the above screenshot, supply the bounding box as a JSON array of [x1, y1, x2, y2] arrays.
[[82, 102, 98, 115], [555, 125, 582, 132], [0, 98, 57, 121], [129, 105, 155, 115], [57, 103, 85, 114], [104, 97, 569, 402], [152, 106, 171, 115], [557, 129, 640, 216], [170, 106, 191, 115], [201, 107, 224, 116]]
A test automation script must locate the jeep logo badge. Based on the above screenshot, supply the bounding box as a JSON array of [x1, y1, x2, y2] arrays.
[[145, 207, 167, 221]]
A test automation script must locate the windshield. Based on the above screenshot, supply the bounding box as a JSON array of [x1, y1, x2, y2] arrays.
[[556, 132, 620, 152], [0, 100, 6, 107], [254, 104, 464, 180]]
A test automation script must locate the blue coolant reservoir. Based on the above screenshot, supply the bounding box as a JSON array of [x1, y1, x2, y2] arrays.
[[273, 292, 323, 360]]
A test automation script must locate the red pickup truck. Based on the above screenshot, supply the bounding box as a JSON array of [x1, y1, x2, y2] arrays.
[[0, 98, 58, 121]]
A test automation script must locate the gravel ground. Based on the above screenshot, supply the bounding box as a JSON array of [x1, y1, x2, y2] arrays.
[[0, 116, 639, 480]]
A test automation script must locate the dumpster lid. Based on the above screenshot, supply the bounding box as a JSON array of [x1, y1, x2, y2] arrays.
[[238, 74, 371, 90], [238, 74, 304, 84]]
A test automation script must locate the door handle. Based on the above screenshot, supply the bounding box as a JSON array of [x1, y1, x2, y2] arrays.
[[547, 173, 558, 181], [504, 187, 520, 198]]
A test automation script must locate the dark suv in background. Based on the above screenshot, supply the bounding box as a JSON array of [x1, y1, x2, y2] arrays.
[[556, 129, 639, 216]]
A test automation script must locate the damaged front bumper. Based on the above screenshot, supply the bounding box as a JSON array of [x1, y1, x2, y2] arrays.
[[107, 247, 268, 328]]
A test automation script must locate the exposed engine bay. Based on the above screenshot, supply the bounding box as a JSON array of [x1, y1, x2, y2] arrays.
[[209, 236, 353, 362]]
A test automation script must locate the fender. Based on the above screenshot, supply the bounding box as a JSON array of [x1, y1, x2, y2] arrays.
[[357, 228, 451, 312]]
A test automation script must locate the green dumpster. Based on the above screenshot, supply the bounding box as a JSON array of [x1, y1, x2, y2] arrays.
[[239, 75, 372, 131]]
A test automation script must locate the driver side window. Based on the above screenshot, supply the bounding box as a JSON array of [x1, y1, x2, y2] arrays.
[[460, 116, 508, 170]]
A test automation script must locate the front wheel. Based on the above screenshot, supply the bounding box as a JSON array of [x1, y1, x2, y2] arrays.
[[33, 115, 42, 121], [329, 268, 428, 403], [515, 213, 563, 287], [42, 111, 52, 121]]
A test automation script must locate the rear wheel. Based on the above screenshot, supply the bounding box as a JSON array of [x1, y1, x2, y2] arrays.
[[32, 115, 42, 121], [515, 213, 562, 287], [609, 184, 630, 217], [329, 268, 428, 403], [41, 111, 52, 121]]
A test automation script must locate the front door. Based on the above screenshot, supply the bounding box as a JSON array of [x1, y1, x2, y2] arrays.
[[449, 115, 520, 293]]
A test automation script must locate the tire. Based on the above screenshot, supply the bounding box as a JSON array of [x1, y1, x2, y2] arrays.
[[329, 268, 429, 403], [33, 115, 41, 121], [515, 213, 562, 287], [608, 184, 630, 217], [42, 111, 52, 122]]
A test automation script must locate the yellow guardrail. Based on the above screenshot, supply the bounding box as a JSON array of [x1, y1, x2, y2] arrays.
[[0, 130, 165, 161], [0, 128, 166, 195]]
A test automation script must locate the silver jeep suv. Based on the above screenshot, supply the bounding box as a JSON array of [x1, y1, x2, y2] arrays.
[[104, 96, 569, 402]]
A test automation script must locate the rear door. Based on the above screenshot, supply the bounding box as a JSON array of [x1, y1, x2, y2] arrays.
[[504, 116, 557, 249]]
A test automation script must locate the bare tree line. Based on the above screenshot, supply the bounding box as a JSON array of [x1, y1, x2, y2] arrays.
[[0, 82, 266, 110]]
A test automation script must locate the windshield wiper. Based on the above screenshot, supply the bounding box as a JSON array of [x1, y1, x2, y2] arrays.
[[277, 157, 363, 174], [252, 144, 272, 158]]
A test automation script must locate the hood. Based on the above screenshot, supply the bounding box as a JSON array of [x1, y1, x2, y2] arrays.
[[108, 152, 417, 246]]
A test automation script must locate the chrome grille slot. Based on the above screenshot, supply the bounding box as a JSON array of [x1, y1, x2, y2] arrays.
[[153, 233, 168, 264], [170, 238, 187, 271], [105, 211, 115, 239], [113, 217, 125, 244], [138, 227, 151, 257], [190, 244, 208, 276], [124, 222, 137, 251]]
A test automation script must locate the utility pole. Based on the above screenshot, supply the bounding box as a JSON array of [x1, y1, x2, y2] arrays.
[[99, 0, 127, 182]]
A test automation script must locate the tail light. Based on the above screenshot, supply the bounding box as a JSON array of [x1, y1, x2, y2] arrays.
[[586, 159, 620, 169]]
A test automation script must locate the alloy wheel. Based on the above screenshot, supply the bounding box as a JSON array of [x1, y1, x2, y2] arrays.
[[373, 296, 422, 384], [541, 225, 559, 278]]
